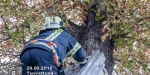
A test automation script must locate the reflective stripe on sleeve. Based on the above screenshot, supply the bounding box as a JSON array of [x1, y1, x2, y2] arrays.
[[67, 42, 81, 56], [78, 59, 87, 65]]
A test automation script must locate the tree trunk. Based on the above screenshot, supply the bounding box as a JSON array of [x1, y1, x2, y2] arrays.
[[68, 0, 114, 75]]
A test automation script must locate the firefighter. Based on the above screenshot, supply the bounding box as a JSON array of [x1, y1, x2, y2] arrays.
[[20, 16, 87, 75]]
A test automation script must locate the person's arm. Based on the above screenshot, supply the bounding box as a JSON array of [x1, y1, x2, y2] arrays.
[[67, 36, 87, 66]]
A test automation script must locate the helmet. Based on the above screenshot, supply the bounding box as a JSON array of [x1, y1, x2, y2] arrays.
[[44, 16, 64, 29]]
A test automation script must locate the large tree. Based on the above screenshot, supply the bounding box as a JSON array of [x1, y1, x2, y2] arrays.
[[67, 1, 114, 74], [0, 0, 150, 75]]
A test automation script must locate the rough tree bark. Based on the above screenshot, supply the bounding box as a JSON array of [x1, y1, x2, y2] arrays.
[[68, 0, 114, 75]]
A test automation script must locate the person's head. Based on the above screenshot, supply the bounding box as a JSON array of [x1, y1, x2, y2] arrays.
[[44, 16, 64, 29]]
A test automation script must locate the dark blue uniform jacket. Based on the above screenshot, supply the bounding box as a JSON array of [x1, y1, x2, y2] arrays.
[[20, 28, 87, 74]]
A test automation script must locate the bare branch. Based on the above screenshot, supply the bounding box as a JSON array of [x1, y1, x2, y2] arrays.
[[114, 57, 121, 62], [1, 15, 8, 29], [0, 38, 11, 43], [21, 24, 25, 46], [114, 69, 119, 75], [146, 24, 150, 29], [23, 0, 29, 7]]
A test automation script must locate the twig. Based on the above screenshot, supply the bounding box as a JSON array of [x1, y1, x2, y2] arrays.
[[0, 38, 10, 43], [114, 57, 121, 62], [146, 24, 150, 29], [23, 0, 29, 7], [114, 69, 119, 75], [64, 6, 73, 11], [1, 15, 8, 29], [21, 24, 25, 46]]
